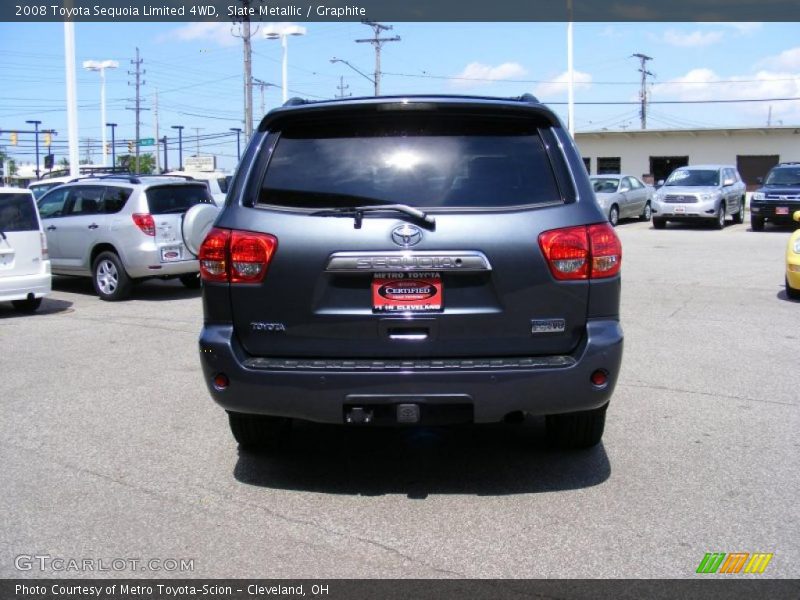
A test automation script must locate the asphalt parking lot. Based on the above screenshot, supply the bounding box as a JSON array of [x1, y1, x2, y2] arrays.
[[2, 214, 798, 579]]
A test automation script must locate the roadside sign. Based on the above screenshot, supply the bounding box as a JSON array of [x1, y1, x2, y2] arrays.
[[138, 138, 155, 146], [184, 156, 216, 172]]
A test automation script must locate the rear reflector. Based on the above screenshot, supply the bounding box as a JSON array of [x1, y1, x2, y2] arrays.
[[213, 373, 229, 390], [198, 227, 278, 284], [539, 223, 621, 280], [132, 213, 155, 236], [591, 370, 608, 386]]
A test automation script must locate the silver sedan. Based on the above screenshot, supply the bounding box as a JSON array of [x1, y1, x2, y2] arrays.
[[590, 175, 653, 226]]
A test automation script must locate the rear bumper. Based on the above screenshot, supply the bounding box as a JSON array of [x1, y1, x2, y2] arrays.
[[198, 319, 624, 424], [0, 263, 51, 302]]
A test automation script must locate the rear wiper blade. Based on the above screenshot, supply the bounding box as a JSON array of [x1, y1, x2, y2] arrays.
[[311, 204, 436, 229]]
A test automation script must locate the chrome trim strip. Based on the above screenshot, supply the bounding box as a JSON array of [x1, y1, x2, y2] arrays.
[[325, 251, 492, 273]]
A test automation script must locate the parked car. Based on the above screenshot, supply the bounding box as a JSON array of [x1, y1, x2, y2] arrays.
[[651, 165, 746, 229], [165, 170, 231, 206], [29, 175, 74, 200], [590, 174, 653, 226], [0, 187, 51, 312], [786, 211, 800, 300], [184, 94, 624, 451], [750, 162, 800, 231], [36, 175, 214, 301]]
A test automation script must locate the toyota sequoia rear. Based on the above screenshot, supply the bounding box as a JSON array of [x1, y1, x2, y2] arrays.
[[193, 95, 624, 450]]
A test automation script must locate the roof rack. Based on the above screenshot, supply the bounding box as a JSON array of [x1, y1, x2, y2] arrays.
[[516, 93, 540, 104]]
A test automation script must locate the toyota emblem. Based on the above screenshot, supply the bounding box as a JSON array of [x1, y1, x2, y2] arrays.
[[391, 224, 423, 247]]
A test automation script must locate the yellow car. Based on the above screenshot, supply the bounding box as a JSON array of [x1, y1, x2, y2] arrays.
[[787, 211, 800, 300]]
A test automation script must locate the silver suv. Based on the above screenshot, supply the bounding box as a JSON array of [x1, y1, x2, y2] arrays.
[[651, 165, 747, 229], [36, 175, 214, 300]]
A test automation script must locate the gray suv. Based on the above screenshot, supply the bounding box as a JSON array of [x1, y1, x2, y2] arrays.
[[37, 175, 214, 300], [651, 165, 747, 229], [192, 95, 624, 450]]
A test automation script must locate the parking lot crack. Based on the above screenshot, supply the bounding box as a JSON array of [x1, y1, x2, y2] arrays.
[[622, 382, 796, 407]]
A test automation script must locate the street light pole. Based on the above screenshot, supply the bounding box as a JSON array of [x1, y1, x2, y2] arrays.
[[230, 128, 242, 160], [171, 125, 184, 170], [83, 60, 119, 167], [264, 25, 306, 104], [26, 120, 42, 179], [330, 58, 375, 91], [106, 122, 117, 170]]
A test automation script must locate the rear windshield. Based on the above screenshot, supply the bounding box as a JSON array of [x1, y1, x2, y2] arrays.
[[0, 193, 39, 232], [258, 117, 562, 209], [765, 167, 800, 186], [665, 169, 719, 187], [30, 182, 64, 200], [145, 184, 214, 214]]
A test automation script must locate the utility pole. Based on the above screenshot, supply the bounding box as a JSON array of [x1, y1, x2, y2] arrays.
[[106, 122, 117, 169], [336, 76, 351, 99], [171, 125, 184, 170], [631, 53, 653, 130], [83, 137, 94, 164], [153, 89, 161, 172], [127, 47, 146, 172], [233, 1, 256, 138], [25, 120, 42, 179], [355, 21, 400, 96], [767, 105, 772, 127], [252, 78, 276, 117], [192, 127, 204, 157], [161, 136, 168, 171]]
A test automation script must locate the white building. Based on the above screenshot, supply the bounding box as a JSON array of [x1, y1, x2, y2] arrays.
[[575, 126, 800, 188]]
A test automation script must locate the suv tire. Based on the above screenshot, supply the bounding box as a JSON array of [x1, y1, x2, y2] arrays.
[[751, 216, 765, 231], [713, 203, 726, 230], [546, 402, 608, 449], [92, 251, 133, 301], [12, 297, 43, 313], [179, 273, 202, 289], [228, 411, 292, 451], [731, 198, 745, 224]]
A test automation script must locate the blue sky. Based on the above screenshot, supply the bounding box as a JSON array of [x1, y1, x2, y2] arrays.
[[1, 21, 799, 171]]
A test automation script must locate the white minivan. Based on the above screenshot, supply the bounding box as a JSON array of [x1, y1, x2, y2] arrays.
[[0, 187, 51, 312]]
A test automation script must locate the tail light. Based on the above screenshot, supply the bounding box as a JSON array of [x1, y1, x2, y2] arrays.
[[198, 227, 277, 284], [40, 232, 48, 260], [539, 223, 621, 280], [132, 213, 155, 236], [199, 227, 230, 282]]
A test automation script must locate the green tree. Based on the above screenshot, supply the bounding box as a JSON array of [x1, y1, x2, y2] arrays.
[[116, 153, 156, 174]]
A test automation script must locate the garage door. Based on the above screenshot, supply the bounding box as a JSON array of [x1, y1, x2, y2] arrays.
[[737, 155, 779, 190]]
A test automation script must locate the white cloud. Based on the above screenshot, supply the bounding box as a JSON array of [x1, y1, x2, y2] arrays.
[[651, 67, 800, 123], [534, 71, 592, 98], [599, 26, 622, 39], [160, 22, 240, 47], [759, 47, 800, 72], [660, 29, 725, 48], [450, 62, 527, 88], [700, 22, 763, 35]]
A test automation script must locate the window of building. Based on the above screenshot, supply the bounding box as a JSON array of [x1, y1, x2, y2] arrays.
[[597, 157, 621, 174]]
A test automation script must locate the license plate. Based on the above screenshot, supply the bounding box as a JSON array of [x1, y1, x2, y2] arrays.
[[776, 206, 789, 215], [674, 206, 686, 213], [161, 245, 182, 262], [372, 272, 442, 313]]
